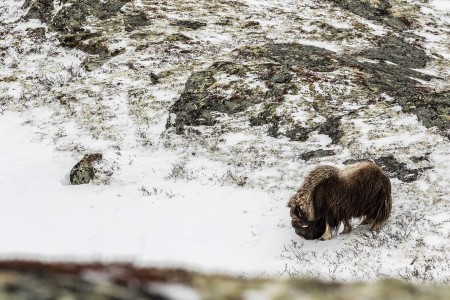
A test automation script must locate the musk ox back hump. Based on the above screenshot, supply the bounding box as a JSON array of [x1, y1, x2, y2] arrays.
[[338, 161, 392, 226]]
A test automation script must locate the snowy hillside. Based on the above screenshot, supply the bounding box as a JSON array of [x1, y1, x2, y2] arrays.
[[0, 0, 449, 282]]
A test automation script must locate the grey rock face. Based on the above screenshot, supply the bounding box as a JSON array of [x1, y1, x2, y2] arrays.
[[69, 153, 103, 185], [240, 43, 340, 72], [359, 35, 429, 68], [23, 0, 132, 70], [24, 0, 131, 33], [329, 0, 409, 30], [165, 35, 442, 182], [300, 149, 337, 162], [21, 1, 448, 139], [173, 20, 207, 30], [167, 41, 448, 140]]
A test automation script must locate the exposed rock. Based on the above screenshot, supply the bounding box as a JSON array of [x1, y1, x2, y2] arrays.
[[20, 2, 449, 140], [396, 90, 450, 139], [167, 44, 345, 138], [318, 116, 343, 144], [69, 153, 103, 185], [124, 11, 151, 32], [167, 41, 447, 141], [343, 58, 435, 94], [23, 0, 131, 33], [173, 20, 207, 30], [329, 0, 409, 30], [300, 149, 336, 161], [58, 32, 102, 49], [25, 27, 46, 39], [23, 0, 132, 70], [249, 104, 279, 127], [167, 61, 267, 132], [286, 125, 312, 142], [344, 156, 420, 182], [165, 33, 192, 42], [374, 156, 420, 183], [237, 43, 340, 72], [244, 20, 260, 28], [359, 35, 429, 68]]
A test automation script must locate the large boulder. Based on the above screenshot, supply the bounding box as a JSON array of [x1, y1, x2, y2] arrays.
[[69, 153, 103, 185]]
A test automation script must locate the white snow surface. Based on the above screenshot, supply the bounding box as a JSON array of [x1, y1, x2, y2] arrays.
[[0, 0, 449, 283], [0, 112, 292, 274], [431, 0, 450, 11]]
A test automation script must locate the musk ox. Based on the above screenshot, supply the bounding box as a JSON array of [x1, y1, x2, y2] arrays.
[[288, 161, 392, 240]]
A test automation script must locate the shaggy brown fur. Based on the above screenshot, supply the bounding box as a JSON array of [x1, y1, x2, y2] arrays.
[[288, 161, 392, 240]]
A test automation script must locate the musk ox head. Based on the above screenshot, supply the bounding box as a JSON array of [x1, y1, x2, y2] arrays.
[[288, 165, 339, 240], [289, 205, 325, 240]]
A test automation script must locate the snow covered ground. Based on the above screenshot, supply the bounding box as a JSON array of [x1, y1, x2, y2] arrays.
[[0, 0, 449, 283]]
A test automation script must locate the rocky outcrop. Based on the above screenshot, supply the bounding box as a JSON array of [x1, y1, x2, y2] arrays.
[[359, 35, 429, 68], [20, 1, 448, 139], [69, 153, 103, 185], [167, 41, 448, 141], [328, 0, 410, 30], [24, 0, 131, 33], [23, 0, 132, 70]]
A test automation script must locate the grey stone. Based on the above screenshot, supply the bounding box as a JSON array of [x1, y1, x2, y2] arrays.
[[301, 150, 337, 161], [69, 153, 103, 185], [359, 35, 429, 68], [329, 0, 408, 30]]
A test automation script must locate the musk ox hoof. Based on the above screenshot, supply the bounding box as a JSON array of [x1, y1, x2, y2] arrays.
[[319, 233, 332, 241]]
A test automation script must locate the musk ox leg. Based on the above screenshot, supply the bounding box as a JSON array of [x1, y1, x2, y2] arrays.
[[319, 222, 332, 241], [371, 222, 383, 232], [341, 219, 352, 234], [361, 217, 374, 225]]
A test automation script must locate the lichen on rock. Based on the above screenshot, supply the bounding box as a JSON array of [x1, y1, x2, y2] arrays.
[[69, 153, 103, 185]]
